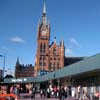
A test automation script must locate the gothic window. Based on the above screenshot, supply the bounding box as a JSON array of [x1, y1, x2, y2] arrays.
[[53, 63, 55, 71], [43, 43, 46, 53], [58, 58, 60, 60], [51, 63, 53, 68], [57, 63, 59, 69], [51, 64, 53, 71], [53, 48, 57, 55], [40, 43, 43, 53], [40, 56, 42, 60], [49, 63, 51, 67], [54, 57, 56, 60], [44, 62, 46, 66], [50, 57, 52, 60], [51, 68, 53, 71], [39, 62, 42, 66], [40, 43, 46, 54], [44, 56, 46, 60]]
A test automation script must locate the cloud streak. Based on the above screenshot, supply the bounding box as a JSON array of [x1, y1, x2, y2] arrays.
[[1, 46, 8, 51], [69, 37, 80, 47], [10, 36, 25, 43]]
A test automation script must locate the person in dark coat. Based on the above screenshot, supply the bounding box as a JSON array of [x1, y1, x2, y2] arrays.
[[59, 86, 65, 100], [47, 88, 50, 98], [31, 87, 35, 99], [40, 89, 43, 98]]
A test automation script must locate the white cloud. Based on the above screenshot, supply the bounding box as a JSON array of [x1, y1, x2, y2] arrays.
[[10, 36, 25, 43], [1, 46, 8, 51], [69, 37, 80, 47], [0, 46, 8, 55]]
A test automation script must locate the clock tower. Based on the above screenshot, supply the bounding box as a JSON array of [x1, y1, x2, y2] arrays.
[[35, 0, 50, 76], [34, 0, 65, 76]]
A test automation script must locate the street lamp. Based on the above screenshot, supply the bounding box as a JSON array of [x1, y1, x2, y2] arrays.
[[0, 54, 5, 78]]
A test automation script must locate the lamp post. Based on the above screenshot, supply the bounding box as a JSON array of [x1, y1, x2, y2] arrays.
[[0, 54, 5, 78]]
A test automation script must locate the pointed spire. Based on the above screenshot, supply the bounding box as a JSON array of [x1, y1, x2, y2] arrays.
[[42, 0, 47, 25], [16, 57, 20, 65], [43, 0, 46, 14]]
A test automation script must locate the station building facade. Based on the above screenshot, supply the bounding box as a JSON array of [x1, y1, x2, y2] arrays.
[[15, 0, 83, 78], [34, 0, 65, 76], [15, 58, 34, 78]]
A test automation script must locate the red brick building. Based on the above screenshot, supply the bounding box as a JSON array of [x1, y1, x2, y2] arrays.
[[15, 58, 34, 78], [15, 0, 84, 78], [34, 0, 65, 76]]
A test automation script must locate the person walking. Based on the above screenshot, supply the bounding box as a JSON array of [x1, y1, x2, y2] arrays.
[[40, 89, 43, 99], [31, 87, 35, 99], [59, 86, 65, 100], [47, 87, 50, 98]]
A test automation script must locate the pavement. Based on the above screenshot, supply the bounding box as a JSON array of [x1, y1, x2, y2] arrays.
[[20, 93, 78, 100]]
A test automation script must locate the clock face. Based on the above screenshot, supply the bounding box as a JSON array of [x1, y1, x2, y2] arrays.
[[42, 30, 46, 35]]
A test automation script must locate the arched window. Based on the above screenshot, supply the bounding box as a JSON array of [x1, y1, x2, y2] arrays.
[[40, 56, 42, 60], [39, 62, 42, 66], [40, 43, 43, 53], [57, 63, 59, 69], [44, 62, 46, 66], [54, 57, 56, 60], [53, 48, 56, 55], [43, 43, 46, 53], [53, 63, 55, 71], [50, 57, 52, 60]]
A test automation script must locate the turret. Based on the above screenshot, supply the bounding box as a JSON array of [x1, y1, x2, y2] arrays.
[[16, 57, 20, 66], [42, 0, 47, 25]]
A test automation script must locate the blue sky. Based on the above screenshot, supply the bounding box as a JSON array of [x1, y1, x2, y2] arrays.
[[0, 0, 100, 74]]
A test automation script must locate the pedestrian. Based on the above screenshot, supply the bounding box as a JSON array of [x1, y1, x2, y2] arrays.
[[13, 86, 18, 95], [31, 87, 35, 99], [64, 86, 68, 98], [54, 86, 57, 98], [47, 87, 50, 98], [77, 86, 81, 99], [40, 89, 43, 98], [59, 86, 65, 100], [10, 86, 14, 94], [43, 89, 46, 98]]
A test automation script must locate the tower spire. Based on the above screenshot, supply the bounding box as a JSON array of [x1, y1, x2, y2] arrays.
[[42, 0, 47, 25], [43, 0, 46, 14], [16, 57, 20, 65]]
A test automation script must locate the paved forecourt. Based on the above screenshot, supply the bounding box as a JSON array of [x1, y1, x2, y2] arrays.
[[20, 93, 78, 100]]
